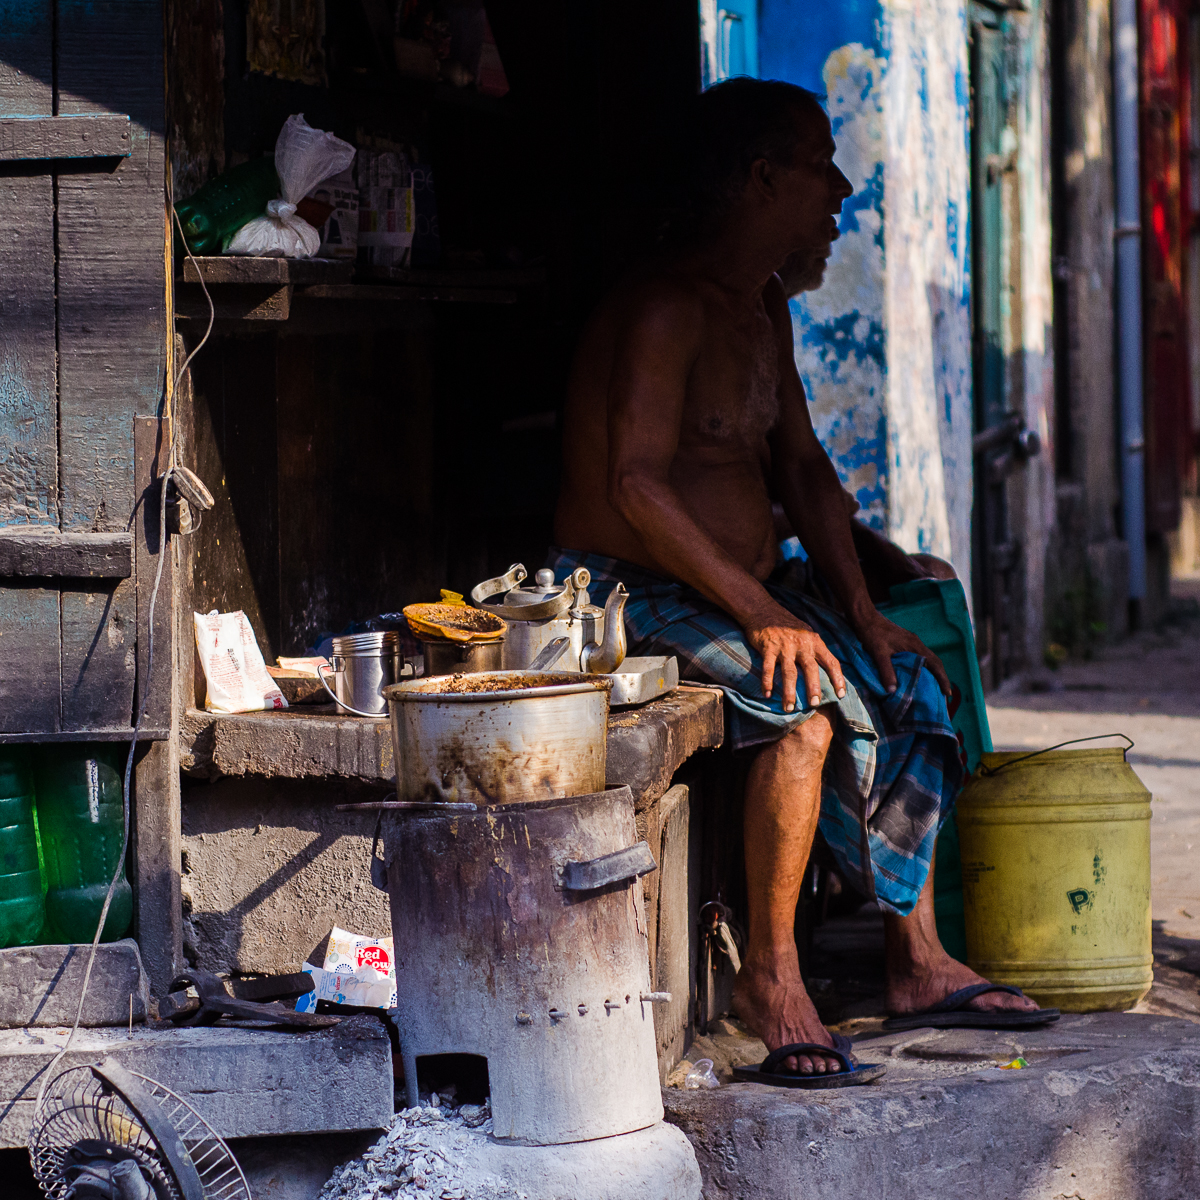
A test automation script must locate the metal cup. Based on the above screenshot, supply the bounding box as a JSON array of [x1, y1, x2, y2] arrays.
[[318, 631, 405, 717]]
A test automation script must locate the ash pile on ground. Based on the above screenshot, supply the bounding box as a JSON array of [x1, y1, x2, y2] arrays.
[[319, 1099, 529, 1200]]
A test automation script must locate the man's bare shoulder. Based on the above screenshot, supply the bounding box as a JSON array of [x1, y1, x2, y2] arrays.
[[598, 267, 709, 348]]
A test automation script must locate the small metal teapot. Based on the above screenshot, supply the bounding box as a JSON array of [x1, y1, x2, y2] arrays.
[[471, 564, 628, 674]]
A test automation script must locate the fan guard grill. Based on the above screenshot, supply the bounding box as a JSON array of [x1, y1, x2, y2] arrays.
[[29, 1064, 251, 1200]]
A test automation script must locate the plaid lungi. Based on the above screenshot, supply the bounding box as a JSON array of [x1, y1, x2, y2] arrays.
[[548, 547, 964, 916]]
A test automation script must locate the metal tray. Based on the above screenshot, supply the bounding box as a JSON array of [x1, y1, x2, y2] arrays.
[[606, 656, 680, 708]]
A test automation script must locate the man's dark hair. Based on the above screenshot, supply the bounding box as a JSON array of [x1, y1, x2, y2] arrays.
[[660, 78, 826, 245]]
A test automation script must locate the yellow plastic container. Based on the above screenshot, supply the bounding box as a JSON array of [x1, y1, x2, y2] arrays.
[[958, 747, 1152, 1012]]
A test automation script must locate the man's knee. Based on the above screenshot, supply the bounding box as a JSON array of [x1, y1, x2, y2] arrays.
[[779, 705, 835, 761]]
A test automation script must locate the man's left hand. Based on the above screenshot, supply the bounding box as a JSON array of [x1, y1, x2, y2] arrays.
[[854, 612, 951, 697]]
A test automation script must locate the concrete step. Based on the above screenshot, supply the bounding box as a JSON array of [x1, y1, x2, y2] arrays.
[[0, 940, 149, 1029], [0, 1014, 392, 1148], [664, 1013, 1200, 1199]]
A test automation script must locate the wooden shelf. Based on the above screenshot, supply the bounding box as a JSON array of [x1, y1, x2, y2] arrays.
[[180, 256, 355, 287], [176, 257, 546, 320]]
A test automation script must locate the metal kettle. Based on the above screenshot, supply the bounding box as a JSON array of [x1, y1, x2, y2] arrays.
[[470, 564, 628, 674]]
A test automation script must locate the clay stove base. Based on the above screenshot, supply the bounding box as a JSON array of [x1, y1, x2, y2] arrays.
[[433, 1120, 701, 1200]]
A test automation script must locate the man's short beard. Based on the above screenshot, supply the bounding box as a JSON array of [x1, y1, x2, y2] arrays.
[[777, 250, 829, 297]]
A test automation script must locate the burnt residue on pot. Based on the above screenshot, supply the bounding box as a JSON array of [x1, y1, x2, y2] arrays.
[[386, 671, 610, 807], [401, 671, 611, 696]]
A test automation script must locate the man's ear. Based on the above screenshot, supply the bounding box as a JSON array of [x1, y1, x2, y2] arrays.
[[748, 157, 777, 203]]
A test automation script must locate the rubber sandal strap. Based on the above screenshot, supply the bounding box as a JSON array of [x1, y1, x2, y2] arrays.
[[760, 1041, 853, 1076], [928, 982, 1025, 1014]]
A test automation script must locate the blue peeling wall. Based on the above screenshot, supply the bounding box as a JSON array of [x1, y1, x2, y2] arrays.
[[760, 0, 973, 579]]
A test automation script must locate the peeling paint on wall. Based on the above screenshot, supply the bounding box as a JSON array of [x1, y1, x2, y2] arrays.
[[769, 0, 973, 579], [794, 42, 889, 529]]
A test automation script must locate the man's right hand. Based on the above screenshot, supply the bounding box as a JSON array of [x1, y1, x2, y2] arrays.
[[745, 607, 847, 714]]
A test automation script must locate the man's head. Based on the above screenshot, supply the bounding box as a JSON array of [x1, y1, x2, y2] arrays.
[[666, 78, 853, 260]]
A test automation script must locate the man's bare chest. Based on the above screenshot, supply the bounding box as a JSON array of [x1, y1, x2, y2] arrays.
[[682, 315, 780, 448]]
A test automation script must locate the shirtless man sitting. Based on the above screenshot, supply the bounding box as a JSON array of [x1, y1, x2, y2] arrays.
[[552, 78, 1048, 1078]]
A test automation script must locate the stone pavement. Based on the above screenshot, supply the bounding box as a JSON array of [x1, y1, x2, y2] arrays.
[[665, 1013, 1200, 1199], [663, 616, 1200, 1197]]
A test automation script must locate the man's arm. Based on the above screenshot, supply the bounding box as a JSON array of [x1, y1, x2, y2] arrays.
[[605, 280, 846, 712], [765, 280, 950, 695]]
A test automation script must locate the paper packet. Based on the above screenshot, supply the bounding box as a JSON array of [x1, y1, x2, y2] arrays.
[[296, 925, 397, 1012], [193, 610, 287, 713]]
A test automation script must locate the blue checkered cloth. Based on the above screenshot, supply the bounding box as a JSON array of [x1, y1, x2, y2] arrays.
[[548, 547, 964, 916]]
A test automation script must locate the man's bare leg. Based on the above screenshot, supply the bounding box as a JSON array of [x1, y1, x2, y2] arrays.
[[732, 708, 844, 1074], [884, 865, 1039, 1015]]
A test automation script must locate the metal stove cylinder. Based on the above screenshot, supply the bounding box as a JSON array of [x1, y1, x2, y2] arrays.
[[382, 785, 663, 1145]]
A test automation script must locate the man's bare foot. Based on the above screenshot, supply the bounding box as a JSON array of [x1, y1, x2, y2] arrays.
[[732, 956, 846, 1074], [884, 942, 1040, 1016], [882, 877, 1040, 1017]]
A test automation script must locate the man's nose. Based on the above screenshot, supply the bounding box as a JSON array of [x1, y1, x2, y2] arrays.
[[833, 164, 853, 203]]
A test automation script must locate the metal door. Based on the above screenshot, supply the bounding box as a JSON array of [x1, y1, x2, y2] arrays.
[[1141, 0, 1191, 535], [0, 1, 166, 737], [969, 8, 1017, 686]]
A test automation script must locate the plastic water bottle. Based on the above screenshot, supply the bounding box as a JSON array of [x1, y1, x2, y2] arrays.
[[174, 157, 281, 254], [33, 748, 132, 944], [0, 750, 46, 948]]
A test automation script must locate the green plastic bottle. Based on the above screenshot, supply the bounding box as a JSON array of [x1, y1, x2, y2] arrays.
[[33, 747, 132, 944], [0, 750, 46, 949], [174, 157, 281, 255]]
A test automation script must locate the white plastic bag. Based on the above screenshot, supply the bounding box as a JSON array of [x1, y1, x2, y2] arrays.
[[193, 609, 287, 713], [226, 114, 356, 258]]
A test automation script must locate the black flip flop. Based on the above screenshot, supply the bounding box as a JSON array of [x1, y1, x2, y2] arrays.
[[881, 983, 1061, 1032], [732, 1034, 886, 1089]]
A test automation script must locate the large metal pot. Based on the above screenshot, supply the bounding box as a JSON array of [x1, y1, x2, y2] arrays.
[[381, 671, 611, 806]]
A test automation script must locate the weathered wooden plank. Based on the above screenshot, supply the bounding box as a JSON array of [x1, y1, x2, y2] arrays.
[[61, 578, 138, 730], [133, 417, 176, 733], [0, 0, 58, 529], [56, 0, 167, 533], [0, 0, 53, 119], [132, 738, 182, 998], [0, 586, 60, 733], [0, 728, 166, 743], [175, 283, 292, 321], [181, 257, 354, 286], [0, 1, 62, 735], [0, 114, 132, 161], [0, 528, 132, 577]]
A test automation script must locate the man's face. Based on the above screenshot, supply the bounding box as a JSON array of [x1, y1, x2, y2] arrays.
[[766, 110, 853, 269]]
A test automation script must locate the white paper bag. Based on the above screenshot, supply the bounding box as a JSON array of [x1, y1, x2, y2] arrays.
[[193, 610, 287, 713]]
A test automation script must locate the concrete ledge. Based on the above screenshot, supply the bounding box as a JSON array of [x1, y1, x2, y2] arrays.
[[0, 1014, 392, 1148], [0, 941, 149, 1029], [181, 708, 395, 784], [664, 1014, 1200, 1199], [606, 688, 723, 811], [180, 686, 724, 801]]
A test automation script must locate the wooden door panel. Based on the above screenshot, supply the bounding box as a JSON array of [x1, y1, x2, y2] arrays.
[[0, 1, 59, 530], [0, 1, 164, 734], [0, 2, 63, 731], [57, 0, 166, 534]]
